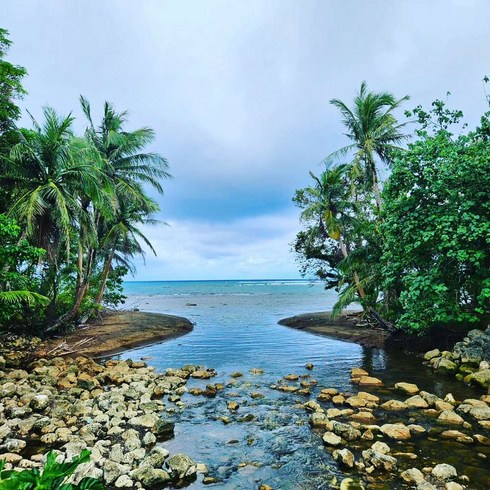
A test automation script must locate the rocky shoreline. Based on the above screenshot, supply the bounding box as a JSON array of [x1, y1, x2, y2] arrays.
[[300, 366, 490, 489], [424, 326, 490, 390], [0, 353, 214, 488]]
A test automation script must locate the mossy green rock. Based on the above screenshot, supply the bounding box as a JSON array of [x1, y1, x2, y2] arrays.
[[467, 369, 490, 389], [434, 358, 458, 375]]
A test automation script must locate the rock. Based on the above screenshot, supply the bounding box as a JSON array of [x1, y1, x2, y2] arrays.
[[332, 448, 355, 468], [469, 406, 490, 420], [435, 399, 455, 411], [132, 464, 171, 489], [340, 478, 365, 490], [395, 382, 419, 395], [424, 349, 441, 361], [153, 419, 175, 441], [467, 369, 490, 388], [349, 411, 376, 423], [190, 369, 216, 379], [431, 463, 457, 481], [144, 447, 170, 467], [357, 376, 383, 386], [114, 475, 134, 488], [437, 410, 465, 425], [405, 395, 429, 409], [445, 482, 463, 490], [0, 453, 23, 464], [371, 441, 390, 454], [408, 424, 426, 435], [284, 374, 299, 381], [249, 368, 264, 375], [331, 421, 361, 441], [77, 372, 99, 390], [129, 413, 159, 429], [345, 396, 368, 408], [103, 460, 130, 485], [166, 453, 197, 483], [434, 358, 458, 375], [350, 368, 369, 378], [230, 371, 243, 378], [440, 430, 473, 444], [305, 363, 314, 370], [322, 431, 342, 446], [400, 468, 425, 484], [0, 439, 26, 454], [364, 449, 397, 472], [227, 401, 239, 411], [379, 423, 411, 440], [380, 399, 407, 411], [309, 413, 329, 428]]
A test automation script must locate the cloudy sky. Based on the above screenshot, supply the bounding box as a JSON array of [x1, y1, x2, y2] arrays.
[[3, 0, 490, 280]]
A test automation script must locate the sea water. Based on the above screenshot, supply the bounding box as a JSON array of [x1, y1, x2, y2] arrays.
[[118, 280, 488, 489]]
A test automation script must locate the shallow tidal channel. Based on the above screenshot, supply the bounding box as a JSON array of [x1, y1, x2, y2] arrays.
[[117, 281, 489, 489]]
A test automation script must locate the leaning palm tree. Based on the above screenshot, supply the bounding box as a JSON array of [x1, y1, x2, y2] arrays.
[[80, 97, 170, 307], [94, 197, 160, 305], [297, 163, 367, 305], [327, 82, 409, 211]]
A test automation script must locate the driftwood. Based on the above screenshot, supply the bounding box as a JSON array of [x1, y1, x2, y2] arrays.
[[46, 337, 95, 357]]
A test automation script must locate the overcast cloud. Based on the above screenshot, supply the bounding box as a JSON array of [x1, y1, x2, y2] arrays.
[[3, 0, 490, 280]]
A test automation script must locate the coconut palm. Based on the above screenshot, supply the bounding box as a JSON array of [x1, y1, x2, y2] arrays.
[[328, 81, 409, 211], [296, 163, 367, 304], [2, 108, 103, 264], [80, 97, 170, 307]]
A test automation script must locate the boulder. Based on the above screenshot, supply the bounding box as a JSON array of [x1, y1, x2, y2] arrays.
[[166, 453, 197, 484], [405, 395, 429, 409], [363, 449, 397, 472], [437, 410, 465, 426], [379, 423, 411, 440], [434, 358, 458, 375], [380, 399, 407, 411], [394, 382, 419, 395], [322, 431, 342, 446], [331, 421, 361, 441], [467, 369, 490, 388], [357, 376, 383, 387], [424, 349, 441, 361], [400, 468, 425, 484], [332, 448, 355, 468], [440, 430, 473, 444], [431, 463, 457, 481]]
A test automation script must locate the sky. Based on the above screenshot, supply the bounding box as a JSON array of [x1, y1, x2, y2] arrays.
[[3, 0, 490, 280]]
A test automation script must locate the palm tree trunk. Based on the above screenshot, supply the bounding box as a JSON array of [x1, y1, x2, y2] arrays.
[[95, 248, 115, 305], [338, 235, 366, 300], [372, 172, 382, 213]]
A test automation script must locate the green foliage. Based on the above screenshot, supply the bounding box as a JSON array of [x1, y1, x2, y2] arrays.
[[0, 450, 104, 489], [382, 101, 490, 332], [0, 214, 48, 331], [0, 28, 27, 135], [0, 28, 169, 334]]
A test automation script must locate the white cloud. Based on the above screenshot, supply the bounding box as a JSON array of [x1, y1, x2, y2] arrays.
[[130, 210, 303, 280]]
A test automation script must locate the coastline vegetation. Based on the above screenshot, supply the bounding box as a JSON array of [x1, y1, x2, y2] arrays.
[[294, 83, 490, 333], [0, 29, 169, 335]]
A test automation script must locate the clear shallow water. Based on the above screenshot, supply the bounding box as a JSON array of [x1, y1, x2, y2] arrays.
[[117, 280, 488, 489]]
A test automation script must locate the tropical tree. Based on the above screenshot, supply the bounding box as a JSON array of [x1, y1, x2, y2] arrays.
[[293, 164, 376, 314], [381, 101, 490, 332], [79, 97, 169, 307], [328, 81, 409, 211]]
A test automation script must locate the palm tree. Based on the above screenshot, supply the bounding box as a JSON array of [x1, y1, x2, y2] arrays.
[[328, 81, 409, 211], [80, 97, 170, 307], [94, 197, 160, 305], [297, 163, 367, 304], [3, 108, 103, 264]]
